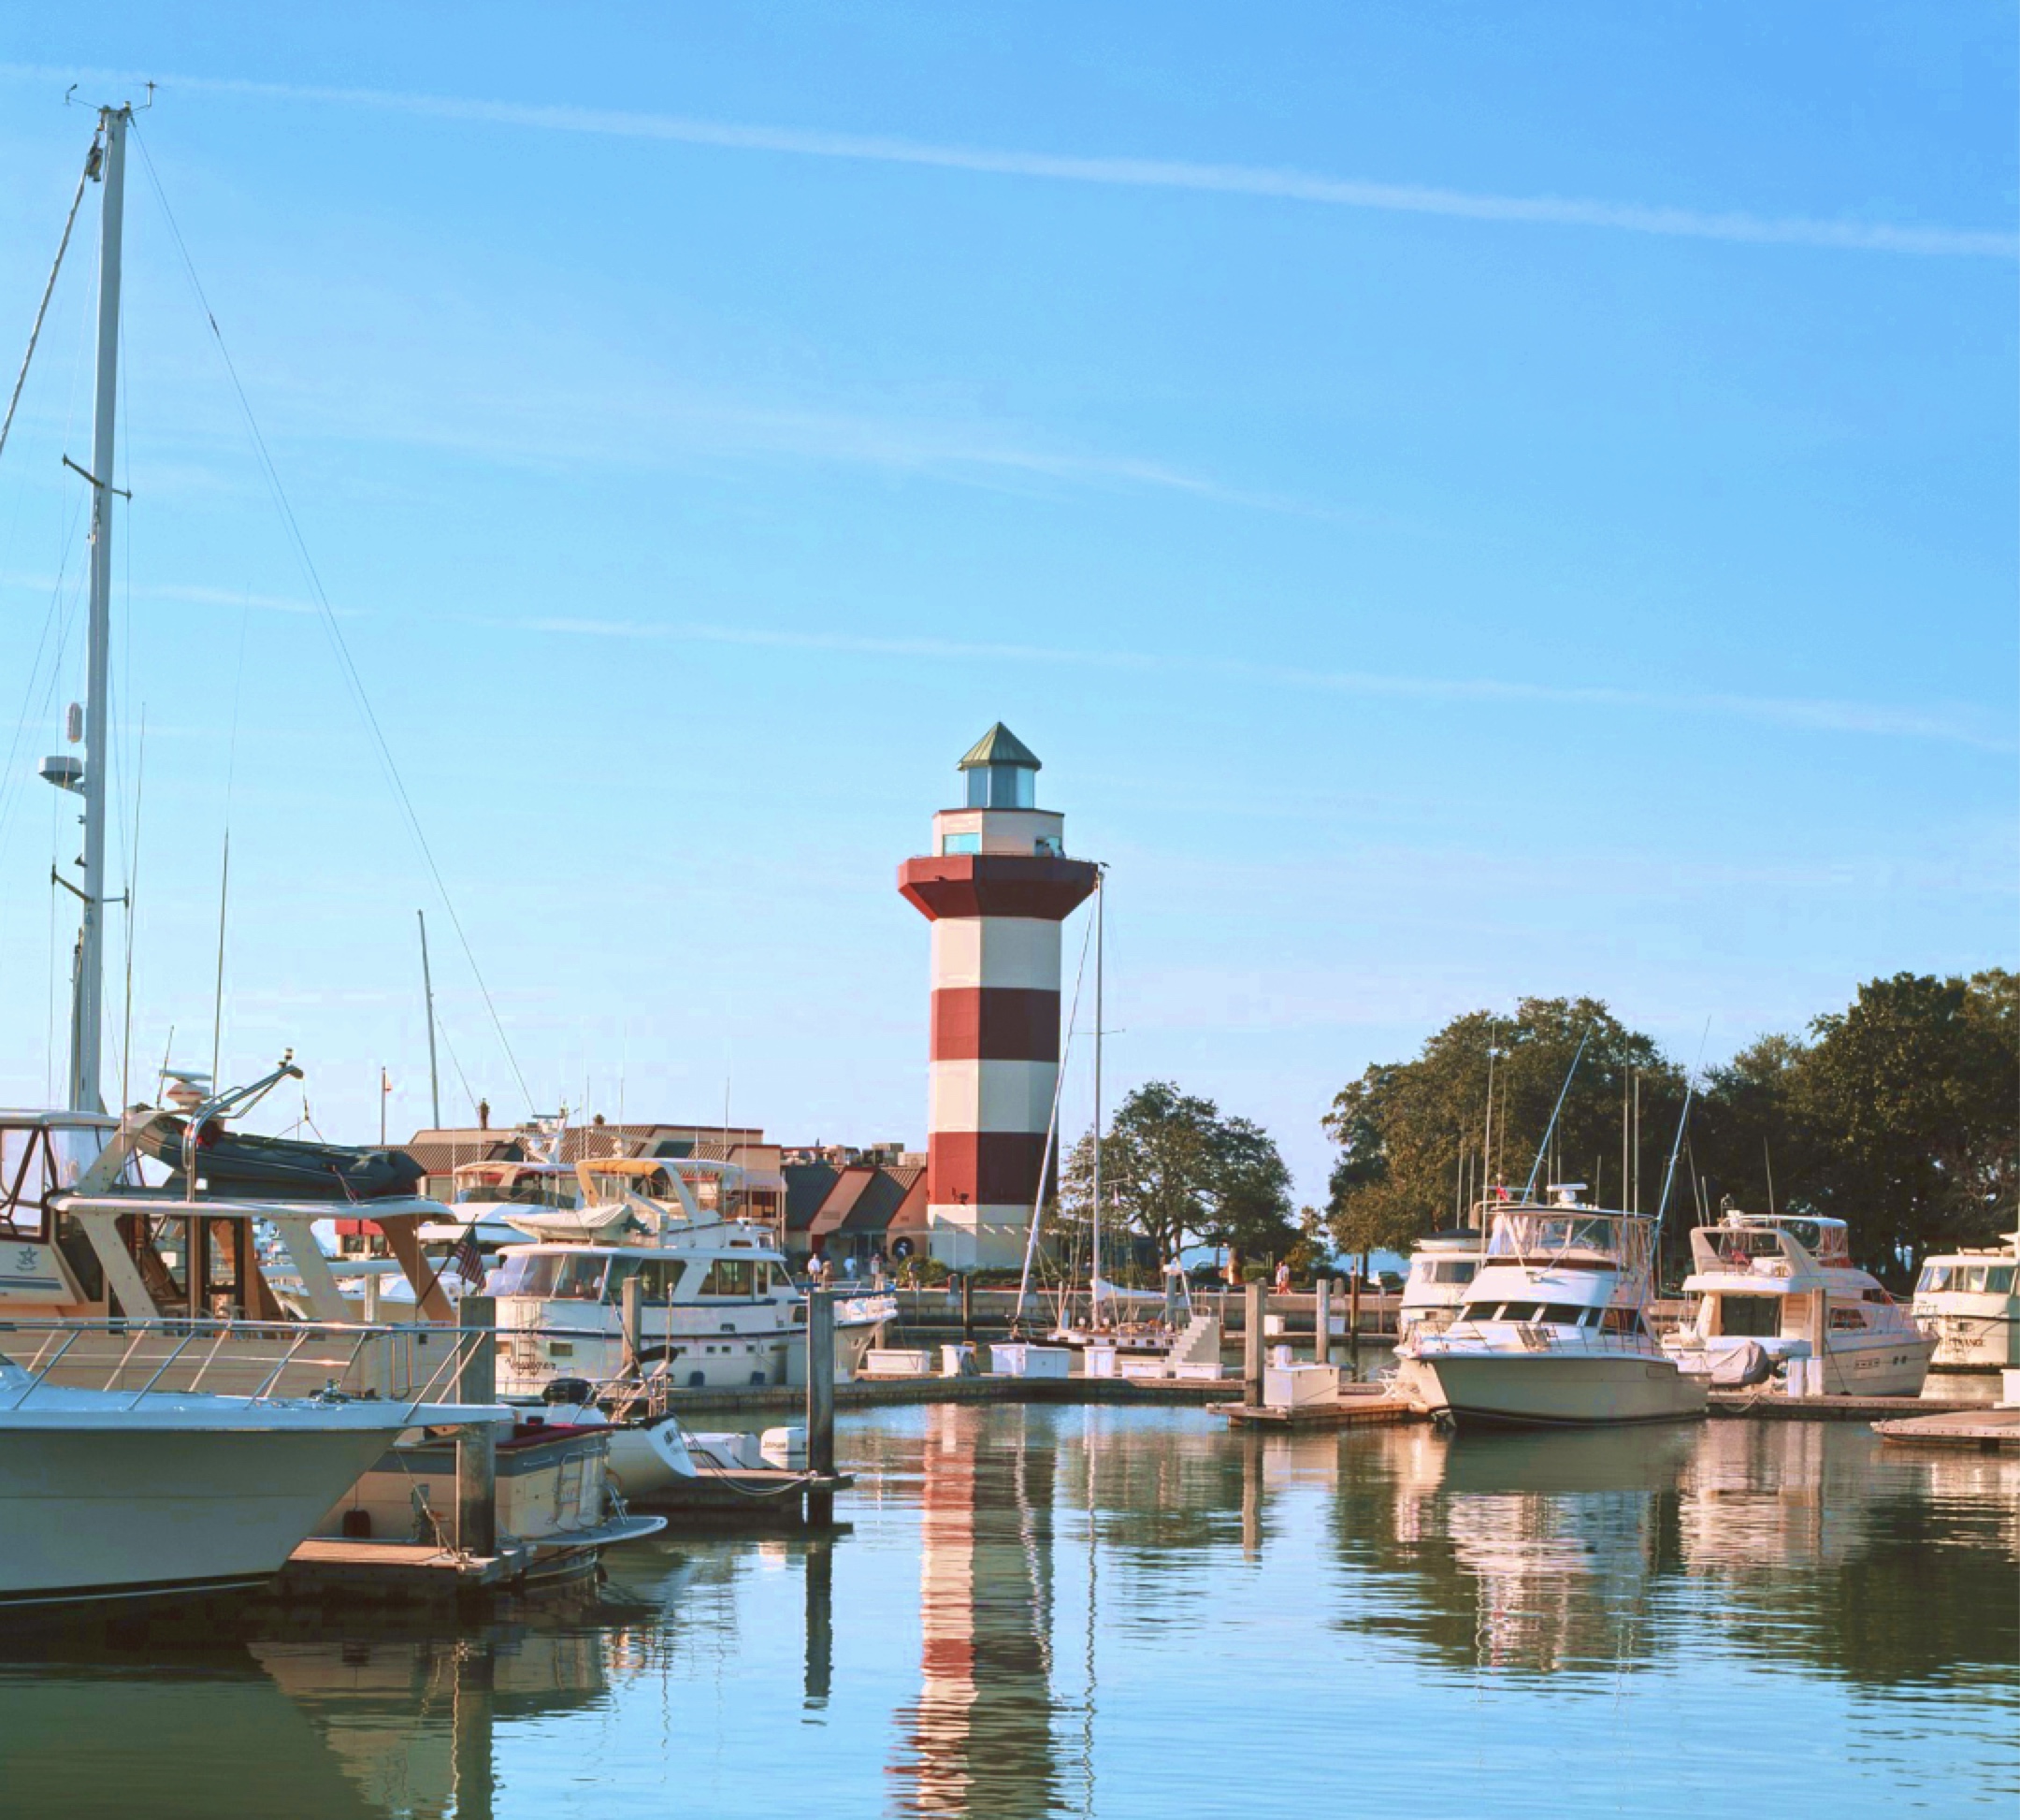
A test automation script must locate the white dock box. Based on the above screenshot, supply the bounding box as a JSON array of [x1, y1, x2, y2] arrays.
[[940, 1343, 977, 1378], [1262, 1363, 1341, 1410], [863, 1348, 931, 1377], [1084, 1346, 1118, 1379], [989, 1343, 1072, 1379]]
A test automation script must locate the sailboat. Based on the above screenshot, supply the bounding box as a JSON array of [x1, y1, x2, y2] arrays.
[[0, 105, 491, 1373]]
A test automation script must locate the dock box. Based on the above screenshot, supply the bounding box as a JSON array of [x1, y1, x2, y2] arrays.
[[988, 1344, 1073, 1379], [940, 1343, 978, 1378], [863, 1348, 932, 1377], [1263, 1364, 1341, 1409], [1084, 1346, 1118, 1379], [1118, 1356, 1169, 1379]]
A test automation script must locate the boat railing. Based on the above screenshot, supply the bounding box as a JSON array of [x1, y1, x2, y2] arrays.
[[1430, 1317, 1666, 1358], [0, 1315, 487, 1408]]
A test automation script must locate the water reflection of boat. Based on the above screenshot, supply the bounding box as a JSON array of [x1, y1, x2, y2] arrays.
[[0, 1642, 380, 1820]]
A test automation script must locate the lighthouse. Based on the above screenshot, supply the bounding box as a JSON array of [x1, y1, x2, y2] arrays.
[[898, 725, 1099, 1269]]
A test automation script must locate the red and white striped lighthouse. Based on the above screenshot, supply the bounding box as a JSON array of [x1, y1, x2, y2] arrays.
[[898, 725, 1099, 1269]]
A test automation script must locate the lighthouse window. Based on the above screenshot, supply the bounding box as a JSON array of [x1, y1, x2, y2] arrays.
[[942, 831, 981, 857]]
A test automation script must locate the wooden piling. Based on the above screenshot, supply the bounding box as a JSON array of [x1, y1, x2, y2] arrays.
[[620, 1275, 642, 1377], [456, 1293, 498, 1557], [1313, 1278, 1331, 1365], [805, 1289, 836, 1525], [960, 1271, 974, 1340], [1349, 1269, 1362, 1364], [1243, 1280, 1265, 1408]]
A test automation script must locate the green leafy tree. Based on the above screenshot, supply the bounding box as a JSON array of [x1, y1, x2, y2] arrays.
[[1061, 1080, 1296, 1270], [1322, 997, 1682, 1262], [1788, 970, 2017, 1270]]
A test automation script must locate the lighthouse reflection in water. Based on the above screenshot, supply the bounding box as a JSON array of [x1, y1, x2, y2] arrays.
[[0, 1406, 2011, 1818]]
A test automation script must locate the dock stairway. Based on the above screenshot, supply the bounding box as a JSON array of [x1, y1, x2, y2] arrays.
[[1169, 1312, 1221, 1368]]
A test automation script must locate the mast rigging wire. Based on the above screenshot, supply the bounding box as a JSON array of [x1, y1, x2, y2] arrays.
[[128, 122, 534, 1114], [0, 133, 95, 467]]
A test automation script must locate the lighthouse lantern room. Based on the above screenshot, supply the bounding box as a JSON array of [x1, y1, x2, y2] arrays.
[[897, 725, 1099, 1268]]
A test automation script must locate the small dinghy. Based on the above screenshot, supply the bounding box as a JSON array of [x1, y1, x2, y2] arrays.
[[139, 1118, 426, 1202]]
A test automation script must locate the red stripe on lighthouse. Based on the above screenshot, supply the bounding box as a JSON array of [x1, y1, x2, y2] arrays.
[[928, 1132, 1052, 1207], [930, 988, 1060, 1062]]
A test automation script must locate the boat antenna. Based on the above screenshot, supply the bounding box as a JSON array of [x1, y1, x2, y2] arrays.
[[1521, 1029, 1590, 1203], [417, 908, 441, 1128], [1763, 1137, 1777, 1216], [1478, 1021, 1498, 1244], [1651, 1018, 1713, 1236]]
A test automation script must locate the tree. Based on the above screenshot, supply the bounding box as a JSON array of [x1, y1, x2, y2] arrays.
[[1789, 970, 2017, 1270], [1060, 1080, 1296, 1270], [1321, 997, 1683, 1262]]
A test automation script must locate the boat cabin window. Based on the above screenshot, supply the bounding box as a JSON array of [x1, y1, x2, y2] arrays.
[[1915, 1263, 1952, 1293], [1600, 1307, 1647, 1336], [1717, 1294, 1782, 1338], [0, 1125, 57, 1242], [699, 1257, 756, 1297], [1417, 1260, 1478, 1285], [490, 1252, 610, 1300], [1828, 1304, 1868, 1331], [1986, 1265, 2015, 1294], [602, 1258, 688, 1303]]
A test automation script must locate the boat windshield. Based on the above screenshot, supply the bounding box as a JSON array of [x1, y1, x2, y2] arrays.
[[1486, 1212, 1626, 1259], [1920, 1262, 2015, 1294], [490, 1252, 610, 1300]]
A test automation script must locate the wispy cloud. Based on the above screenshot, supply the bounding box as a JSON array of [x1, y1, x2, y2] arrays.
[[493, 614, 2011, 752], [10, 64, 2013, 259]]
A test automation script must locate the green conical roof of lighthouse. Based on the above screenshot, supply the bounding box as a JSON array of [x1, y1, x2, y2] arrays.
[[957, 722, 1041, 771]]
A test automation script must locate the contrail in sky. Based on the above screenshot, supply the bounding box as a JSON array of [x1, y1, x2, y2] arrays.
[[7, 64, 2013, 258], [500, 615, 2013, 753]]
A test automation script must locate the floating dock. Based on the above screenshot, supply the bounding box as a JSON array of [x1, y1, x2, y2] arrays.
[[1217, 1391, 1419, 1429], [1708, 1391, 1988, 1423], [1870, 1406, 2020, 1452], [274, 1538, 578, 1606]]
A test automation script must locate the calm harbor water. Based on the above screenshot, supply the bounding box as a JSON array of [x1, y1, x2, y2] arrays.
[[3, 1405, 2013, 1819]]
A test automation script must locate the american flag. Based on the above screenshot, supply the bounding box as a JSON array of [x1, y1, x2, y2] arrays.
[[449, 1223, 485, 1288]]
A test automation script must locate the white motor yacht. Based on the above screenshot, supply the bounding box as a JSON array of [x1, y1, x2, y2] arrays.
[[1396, 1232, 1483, 1341], [0, 1342, 497, 1611], [1397, 1187, 1707, 1429], [490, 1158, 893, 1397], [1911, 1233, 2019, 1372], [1665, 1208, 1936, 1395]]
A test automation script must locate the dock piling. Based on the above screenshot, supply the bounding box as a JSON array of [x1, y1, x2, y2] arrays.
[[1314, 1278, 1331, 1365], [620, 1275, 642, 1377], [457, 1293, 498, 1558], [806, 1288, 836, 1525], [1243, 1281, 1265, 1407]]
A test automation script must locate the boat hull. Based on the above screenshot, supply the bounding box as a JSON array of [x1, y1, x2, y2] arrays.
[[1407, 1350, 1708, 1430], [0, 1419, 410, 1610]]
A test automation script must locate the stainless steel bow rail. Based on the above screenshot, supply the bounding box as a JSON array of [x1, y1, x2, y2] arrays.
[[0, 1315, 484, 1408]]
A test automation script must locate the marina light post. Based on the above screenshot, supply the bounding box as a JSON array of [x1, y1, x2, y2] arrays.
[[898, 726, 1098, 1271]]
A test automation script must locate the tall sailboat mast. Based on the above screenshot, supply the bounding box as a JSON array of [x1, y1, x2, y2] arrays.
[[68, 104, 129, 1114], [1089, 869, 1104, 1322]]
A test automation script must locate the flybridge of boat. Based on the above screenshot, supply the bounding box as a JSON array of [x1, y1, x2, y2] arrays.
[[1689, 1209, 1854, 1273], [1472, 1186, 1656, 1275]]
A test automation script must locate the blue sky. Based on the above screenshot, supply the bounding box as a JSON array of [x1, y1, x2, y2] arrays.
[[0, 5, 2012, 1201]]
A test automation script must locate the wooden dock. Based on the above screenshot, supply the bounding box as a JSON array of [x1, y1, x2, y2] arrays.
[[1870, 1406, 2020, 1452], [275, 1538, 569, 1605], [1708, 1391, 1988, 1423], [1217, 1391, 1420, 1429], [667, 1371, 1242, 1415]]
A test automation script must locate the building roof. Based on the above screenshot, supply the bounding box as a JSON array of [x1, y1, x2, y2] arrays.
[[957, 722, 1040, 772], [783, 1163, 841, 1233], [835, 1163, 927, 1235], [405, 1135, 521, 1178]]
